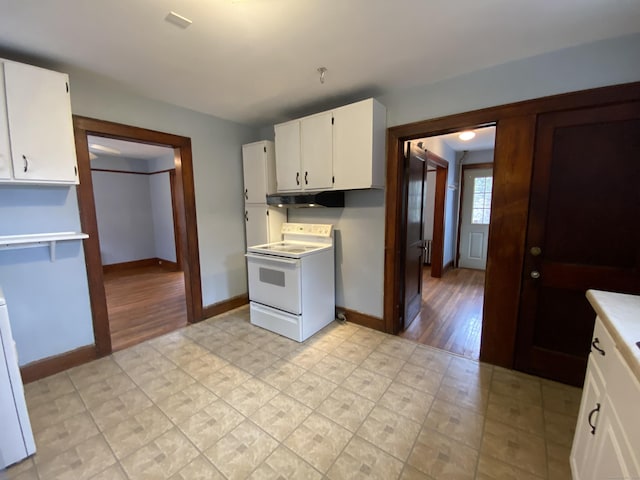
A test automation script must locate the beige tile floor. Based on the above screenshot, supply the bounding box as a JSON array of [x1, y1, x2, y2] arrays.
[[6, 306, 581, 480]]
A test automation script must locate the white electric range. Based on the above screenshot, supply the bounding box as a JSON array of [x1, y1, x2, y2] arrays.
[[246, 223, 335, 342]]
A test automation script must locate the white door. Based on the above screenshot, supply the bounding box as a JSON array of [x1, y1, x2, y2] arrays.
[[459, 167, 493, 270], [301, 111, 333, 190], [4, 61, 77, 183], [275, 120, 301, 191], [242, 142, 268, 204]]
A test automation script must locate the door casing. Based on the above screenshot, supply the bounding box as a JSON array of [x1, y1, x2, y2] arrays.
[[384, 81, 640, 369], [73, 116, 202, 357]]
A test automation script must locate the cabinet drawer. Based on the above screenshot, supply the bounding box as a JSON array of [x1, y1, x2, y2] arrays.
[[591, 316, 616, 376]]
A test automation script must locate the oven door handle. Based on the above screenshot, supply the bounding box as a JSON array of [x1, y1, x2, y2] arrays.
[[245, 253, 300, 266]]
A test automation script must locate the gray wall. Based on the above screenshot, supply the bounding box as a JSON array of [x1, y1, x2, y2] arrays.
[[92, 170, 156, 265], [283, 33, 640, 319], [0, 63, 258, 365], [1, 33, 638, 363]]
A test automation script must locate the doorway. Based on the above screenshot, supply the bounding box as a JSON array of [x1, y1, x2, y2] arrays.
[[88, 135, 186, 351], [399, 129, 495, 360], [73, 116, 202, 356]]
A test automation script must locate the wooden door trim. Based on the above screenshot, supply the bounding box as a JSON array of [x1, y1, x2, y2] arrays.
[[73, 116, 202, 357], [384, 80, 640, 367], [455, 162, 494, 268]]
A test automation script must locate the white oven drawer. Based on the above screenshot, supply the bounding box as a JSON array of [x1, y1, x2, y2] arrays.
[[246, 253, 302, 315], [250, 302, 303, 342]]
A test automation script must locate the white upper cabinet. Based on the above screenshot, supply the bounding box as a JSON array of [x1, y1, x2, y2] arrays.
[[274, 98, 386, 193], [242, 140, 276, 204], [1, 60, 78, 185], [300, 111, 333, 190], [274, 120, 302, 191], [333, 98, 386, 190]]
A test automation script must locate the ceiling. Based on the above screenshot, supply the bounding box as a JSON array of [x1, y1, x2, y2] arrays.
[[1, 1, 638, 126], [439, 126, 496, 152]]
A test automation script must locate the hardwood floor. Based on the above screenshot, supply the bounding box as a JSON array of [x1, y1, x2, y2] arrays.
[[103, 265, 187, 352], [399, 266, 485, 359]]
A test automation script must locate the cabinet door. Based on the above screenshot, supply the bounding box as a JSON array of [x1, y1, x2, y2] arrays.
[[266, 207, 286, 243], [275, 121, 301, 191], [570, 357, 605, 480], [333, 99, 372, 190], [591, 398, 640, 480], [301, 111, 333, 190], [242, 142, 268, 204], [4, 61, 77, 183], [245, 205, 269, 248], [0, 63, 12, 180]]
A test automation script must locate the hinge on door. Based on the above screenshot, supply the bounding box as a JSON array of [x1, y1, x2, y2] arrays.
[[264, 146, 266, 153], [74, 166, 77, 176], [266, 210, 269, 216], [331, 117, 334, 125], [332, 176, 335, 184], [66, 82, 69, 93]]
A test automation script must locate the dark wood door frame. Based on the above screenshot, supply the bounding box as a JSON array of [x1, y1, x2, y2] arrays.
[[455, 162, 494, 268], [384, 81, 640, 369], [73, 116, 202, 357], [425, 151, 448, 279]]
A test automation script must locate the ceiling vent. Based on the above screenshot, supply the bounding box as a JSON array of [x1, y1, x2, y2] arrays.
[[165, 11, 192, 29]]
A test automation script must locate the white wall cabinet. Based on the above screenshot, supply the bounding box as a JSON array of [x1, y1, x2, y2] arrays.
[[242, 140, 277, 203], [274, 98, 386, 193], [275, 113, 333, 192], [242, 140, 286, 248], [570, 293, 640, 480], [0, 60, 78, 185], [333, 98, 386, 190]]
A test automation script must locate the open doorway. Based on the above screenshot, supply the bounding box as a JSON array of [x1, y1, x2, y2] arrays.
[[73, 116, 202, 357], [87, 136, 186, 351], [398, 126, 496, 360]]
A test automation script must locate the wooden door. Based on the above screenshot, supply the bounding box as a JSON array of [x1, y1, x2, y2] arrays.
[[459, 166, 493, 270], [516, 102, 640, 385], [402, 143, 427, 330]]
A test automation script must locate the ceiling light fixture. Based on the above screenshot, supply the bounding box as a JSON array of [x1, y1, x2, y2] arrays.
[[317, 67, 327, 84], [165, 11, 192, 29], [458, 131, 476, 141]]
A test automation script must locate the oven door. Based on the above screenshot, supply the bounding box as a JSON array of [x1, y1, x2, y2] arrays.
[[246, 253, 302, 315]]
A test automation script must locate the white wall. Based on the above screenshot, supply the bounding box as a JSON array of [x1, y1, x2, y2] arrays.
[[150, 172, 176, 263], [462, 149, 495, 166], [423, 170, 436, 261]]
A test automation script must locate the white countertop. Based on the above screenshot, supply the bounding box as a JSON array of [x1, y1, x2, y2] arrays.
[[587, 289, 640, 383]]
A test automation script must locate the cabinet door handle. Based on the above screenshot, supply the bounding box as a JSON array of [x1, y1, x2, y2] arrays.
[[588, 403, 601, 435], [296, 172, 300, 185], [244, 189, 248, 200], [304, 171, 308, 185], [591, 338, 605, 356], [244, 211, 248, 221], [23, 155, 28, 173]]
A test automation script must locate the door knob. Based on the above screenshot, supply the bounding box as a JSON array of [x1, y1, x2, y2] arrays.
[[530, 246, 542, 256], [530, 270, 540, 279]]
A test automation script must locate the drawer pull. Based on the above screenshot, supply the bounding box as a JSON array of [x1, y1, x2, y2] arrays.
[[591, 338, 605, 356], [588, 403, 601, 435]]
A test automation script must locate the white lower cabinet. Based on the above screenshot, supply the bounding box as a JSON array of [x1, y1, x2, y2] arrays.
[[570, 310, 640, 480], [244, 205, 285, 248]]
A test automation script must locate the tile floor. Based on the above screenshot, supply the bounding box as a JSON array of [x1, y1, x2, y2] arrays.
[[6, 306, 582, 480]]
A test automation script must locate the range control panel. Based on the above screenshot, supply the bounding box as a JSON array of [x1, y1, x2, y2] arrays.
[[281, 223, 333, 237]]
